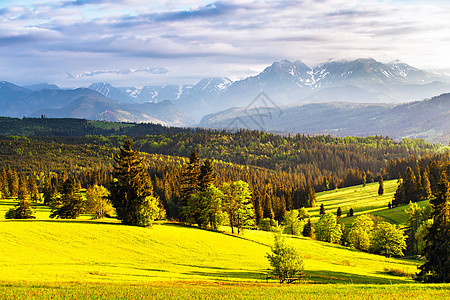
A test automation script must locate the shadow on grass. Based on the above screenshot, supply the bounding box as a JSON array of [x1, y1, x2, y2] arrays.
[[0, 219, 122, 226], [304, 269, 411, 284], [182, 268, 267, 281]]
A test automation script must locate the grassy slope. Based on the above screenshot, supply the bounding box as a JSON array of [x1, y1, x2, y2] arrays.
[[310, 179, 429, 226], [0, 219, 421, 284]]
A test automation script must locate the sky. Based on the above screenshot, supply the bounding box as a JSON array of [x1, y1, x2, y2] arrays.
[[1, 0, 449, 88]]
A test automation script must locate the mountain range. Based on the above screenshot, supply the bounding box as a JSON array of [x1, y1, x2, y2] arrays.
[[1, 58, 449, 143]]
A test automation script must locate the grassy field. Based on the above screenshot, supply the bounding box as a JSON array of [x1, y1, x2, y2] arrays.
[[309, 179, 429, 226], [0, 281, 448, 299], [0, 181, 447, 298]]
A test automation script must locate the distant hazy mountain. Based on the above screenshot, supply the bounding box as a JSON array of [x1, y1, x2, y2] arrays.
[[200, 93, 450, 144], [22, 83, 60, 91], [0, 82, 193, 126], [181, 58, 450, 121]]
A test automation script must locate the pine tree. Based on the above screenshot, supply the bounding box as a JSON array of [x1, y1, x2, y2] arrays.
[[302, 217, 314, 238], [7, 167, 19, 198], [110, 139, 163, 226], [180, 150, 201, 207], [17, 174, 29, 201], [28, 174, 39, 201], [404, 167, 418, 203], [363, 172, 367, 187], [199, 157, 215, 191], [336, 207, 342, 218], [378, 176, 384, 196], [307, 185, 316, 207], [319, 203, 325, 215], [416, 171, 450, 283], [50, 176, 84, 219], [0, 168, 9, 198], [422, 168, 432, 200]]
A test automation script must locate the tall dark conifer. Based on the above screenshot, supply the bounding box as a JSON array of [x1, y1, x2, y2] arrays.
[[50, 176, 84, 219], [180, 150, 201, 207], [416, 171, 450, 283], [199, 157, 215, 191], [319, 203, 325, 215], [378, 176, 384, 196], [110, 139, 158, 226]]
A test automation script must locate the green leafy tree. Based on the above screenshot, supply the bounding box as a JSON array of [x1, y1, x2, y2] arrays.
[[405, 202, 427, 254], [50, 176, 85, 219], [378, 176, 384, 196], [85, 185, 113, 219], [315, 213, 342, 244], [283, 210, 304, 236], [221, 180, 254, 234], [110, 139, 164, 226], [348, 215, 374, 251], [416, 171, 450, 283], [415, 219, 433, 254], [200, 184, 224, 230], [266, 233, 304, 283], [371, 221, 406, 257]]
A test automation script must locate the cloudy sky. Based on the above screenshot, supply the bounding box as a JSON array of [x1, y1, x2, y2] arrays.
[[1, 0, 449, 88]]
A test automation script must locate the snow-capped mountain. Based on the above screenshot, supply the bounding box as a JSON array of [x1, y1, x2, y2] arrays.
[[120, 85, 193, 103], [88, 82, 136, 103]]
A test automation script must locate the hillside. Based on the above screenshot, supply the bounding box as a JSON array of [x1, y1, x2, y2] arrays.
[[0, 219, 422, 284], [200, 93, 450, 144], [309, 180, 429, 226]]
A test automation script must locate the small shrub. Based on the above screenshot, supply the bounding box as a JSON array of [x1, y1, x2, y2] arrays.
[[383, 267, 412, 277]]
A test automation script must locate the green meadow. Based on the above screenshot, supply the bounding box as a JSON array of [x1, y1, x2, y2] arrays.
[[0, 179, 447, 298]]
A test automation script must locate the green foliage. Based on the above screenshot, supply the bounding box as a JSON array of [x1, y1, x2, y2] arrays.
[[415, 219, 433, 254], [110, 139, 164, 226], [85, 185, 113, 219], [4, 200, 35, 219], [221, 180, 255, 234], [258, 218, 278, 232], [315, 213, 343, 244], [283, 210, 304, 236], [266, 233, 304, 283], [49, 177, 84, 219], [370, 221, 406, 257], [405, 202, 430, 254], [348, 215, 374, 251]]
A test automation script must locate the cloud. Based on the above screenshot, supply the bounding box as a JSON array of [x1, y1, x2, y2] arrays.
[[0, 0, 449, 87], [70, 67, 169, 78]]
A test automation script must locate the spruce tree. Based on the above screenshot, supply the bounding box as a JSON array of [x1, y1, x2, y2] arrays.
[[378, 176, 384, 196], [422, 168, 432, 200], [110, 139, 162, 226], [302, 217, 314, 238], [336, 207, 342, 218], [17, 174, 29, 201], [7, 167, 19, 198], [28, 174, 39, 201], [416, 171, 450, 283], [180, 150, 201, 207], [319, 203, 325, 215], [50, 176, 84, 219], [199, 157, 216, 191]]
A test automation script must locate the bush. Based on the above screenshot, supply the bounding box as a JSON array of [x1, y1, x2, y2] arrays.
[[258, 218, 278, 232], [266, 233, 304, 283]]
